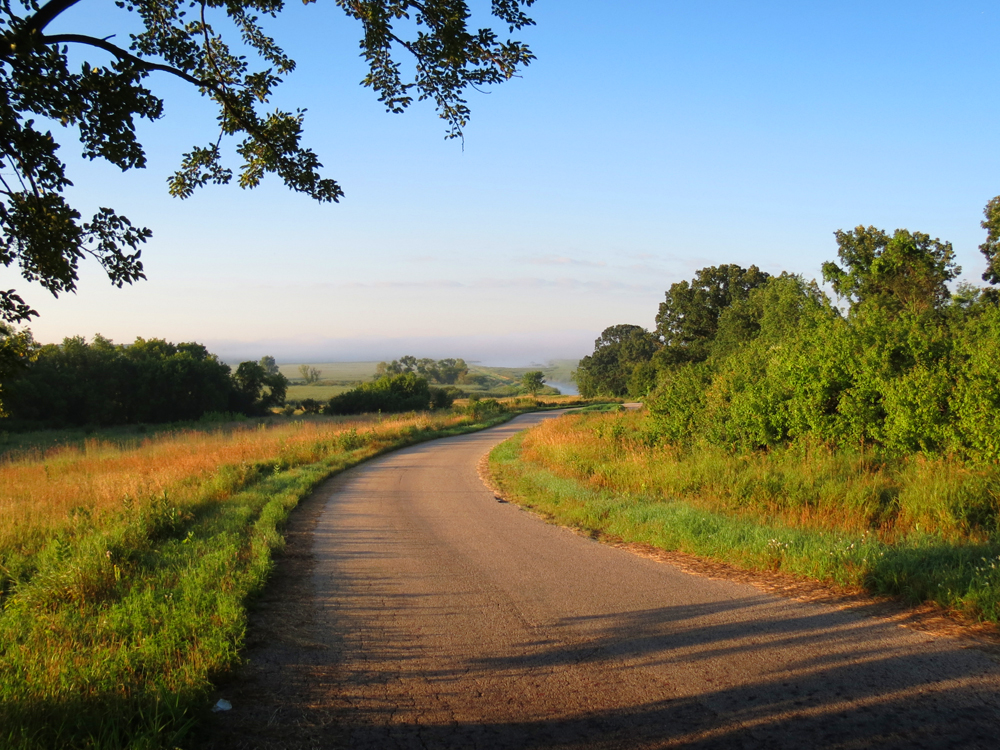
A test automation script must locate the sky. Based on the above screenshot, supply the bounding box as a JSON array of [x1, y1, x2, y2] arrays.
[[7, 1, 1000, 364]]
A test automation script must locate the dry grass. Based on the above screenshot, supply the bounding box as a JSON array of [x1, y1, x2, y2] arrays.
[[0, 413, 462, 563], [519, 411, 1000, 542], [0, 409, 506, 749]]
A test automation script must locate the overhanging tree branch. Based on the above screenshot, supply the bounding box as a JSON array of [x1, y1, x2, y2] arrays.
[[41, 33, 207, 87]]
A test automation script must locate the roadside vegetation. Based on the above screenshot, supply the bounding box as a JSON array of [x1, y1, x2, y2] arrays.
[[0, 335, 288, 426], [0, 403, 554, 749], [493, 199, 1000, 625]]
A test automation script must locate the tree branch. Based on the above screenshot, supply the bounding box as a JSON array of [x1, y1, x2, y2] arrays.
[[19, 0, 84, 36], [41, 33, 208, 87]]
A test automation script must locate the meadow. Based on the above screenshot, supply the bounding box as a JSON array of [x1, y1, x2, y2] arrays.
[[489, 409, 1000, 624], [0, 407, 532, 749]]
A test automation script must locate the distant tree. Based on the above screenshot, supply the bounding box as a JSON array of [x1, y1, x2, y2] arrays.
[[376, 358, 407, 377], [259, 355, 279, 376], [2, 334, 233, 424], [0, 324, 35, 414], [297, 364, 321, 383], [822, 226, 960, 313], [299, 398, 322, 414], [521, 371, 545, 396], [429, 386, 462, 409], [435, 358, 469, 384], [380, 356, 468, 384], [980, 196, 1000, 284], [576, 325, 659, 398], [655, 264, 771, 366], [231, 360, 288, 415]]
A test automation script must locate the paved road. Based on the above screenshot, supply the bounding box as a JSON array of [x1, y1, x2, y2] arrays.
[[204, 412, 1000, 749]]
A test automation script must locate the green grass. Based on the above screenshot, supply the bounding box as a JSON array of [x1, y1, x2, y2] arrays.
[[274, 361, 380, 382], [284, 383, 357, 401], [489, 427, 1000, 624], [0, 409, 525, 749]]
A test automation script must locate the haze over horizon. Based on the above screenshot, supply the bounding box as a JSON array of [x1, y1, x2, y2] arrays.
[[6, 1, 998, 365]]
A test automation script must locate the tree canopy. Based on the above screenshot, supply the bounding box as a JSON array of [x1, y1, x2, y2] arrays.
[[376, 355, 469, 384], [576, 324, 659, 398], [0, 0, 536, 323], [1, 333, 286, 423], [520, 370, 543, 395], [981, 196, 1000, 285], [822, 226, 960, 313], [654, 264, 771, 366]]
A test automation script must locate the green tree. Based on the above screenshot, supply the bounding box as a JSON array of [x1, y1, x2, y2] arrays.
[[0, 0, 536, 323], [259, 355, 279, 376], [325, 371, 430, 415], [576, 324, 659, 398], [654, 264, 771, 366], [298, 363, 320, 383], [432, 358, 468, 384], [980, 196, 1000, 284], [521, 370, 544, 396], [0, 323, 35, 415], [231, 359, 287, 415], [822, 226, 960, 313], [2, 334, 234, 424]]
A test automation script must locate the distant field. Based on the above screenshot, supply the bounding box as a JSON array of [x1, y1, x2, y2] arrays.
[[285, 384, 356, 401], [276, 362, 380, 382]]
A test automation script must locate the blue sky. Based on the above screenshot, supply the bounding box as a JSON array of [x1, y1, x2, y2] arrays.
[[8, 1, 1000, 364]]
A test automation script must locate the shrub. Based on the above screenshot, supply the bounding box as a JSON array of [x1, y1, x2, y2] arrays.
[[324, 373, 431, 415]]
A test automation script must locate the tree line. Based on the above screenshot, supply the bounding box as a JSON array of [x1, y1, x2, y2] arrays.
[[375, 356, 470, 385], [0, 334, 287, 426], [577, 197, 1000, 462]]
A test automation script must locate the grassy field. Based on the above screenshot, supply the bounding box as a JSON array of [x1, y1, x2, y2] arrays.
[[274, 361, 380, 382], [0, 407, 538, 749], [284, 383, 357, 401], [488, 409, 1000, 624]]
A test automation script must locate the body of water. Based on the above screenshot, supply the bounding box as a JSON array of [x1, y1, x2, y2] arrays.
[[545, 380, 579, 396]]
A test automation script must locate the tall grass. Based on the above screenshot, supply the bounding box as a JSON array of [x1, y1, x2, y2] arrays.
[[0, 410, 512, 749], [489, 411, 1000, 623]]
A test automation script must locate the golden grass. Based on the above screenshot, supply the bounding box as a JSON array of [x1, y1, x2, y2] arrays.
[[519, 411, 1000, 541], [0, 413, 461, 557]]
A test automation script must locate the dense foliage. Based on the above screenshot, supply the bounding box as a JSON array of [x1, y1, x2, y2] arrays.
[[324, 372, 437, 415], [580, 199, 1000, 464], [575, 325, 659, 398], [1, 335, 286, 425], [376, 355, 470, 384]]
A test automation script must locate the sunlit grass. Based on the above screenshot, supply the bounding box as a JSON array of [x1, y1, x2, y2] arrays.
[[0, 409, 510, 749]]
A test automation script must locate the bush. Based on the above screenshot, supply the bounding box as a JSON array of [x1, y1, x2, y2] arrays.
[[324, 373, 431, 415], [429, 386, 462, 409], [464, 397, 507, 420]]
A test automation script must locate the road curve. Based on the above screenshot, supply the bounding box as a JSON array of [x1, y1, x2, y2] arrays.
[[202, 412, 1000, 749]]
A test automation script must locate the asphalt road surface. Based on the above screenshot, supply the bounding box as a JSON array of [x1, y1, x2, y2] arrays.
[[202, 411, 1000, 749]]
